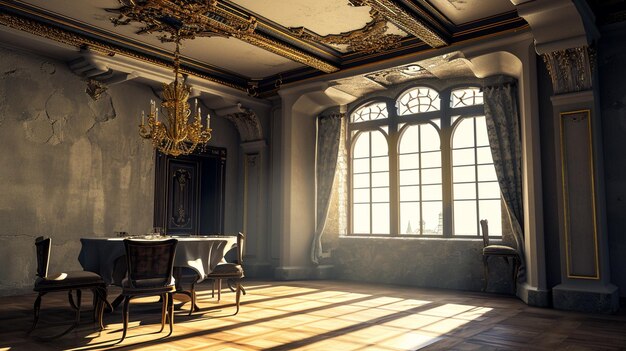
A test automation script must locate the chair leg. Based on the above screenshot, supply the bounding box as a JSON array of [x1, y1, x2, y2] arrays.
[[159, 293, 167, 333], [482, 256, 489, 292], [166, 293, 174, 337], [189, 282, 196, 316], [217, 279, 222, 301], [512, 257, 520, 294], [28, 293, 43, 334], [211, 279, 215, 298], [73, 290, 82, 327], [68, 290, 78, 310], [234, 281, 241, 316], [120, 296, 130, 343]]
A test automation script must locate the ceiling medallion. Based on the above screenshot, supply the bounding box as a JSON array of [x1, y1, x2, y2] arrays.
[[107, 0, 338, 73], [290, 11, 403, 55]]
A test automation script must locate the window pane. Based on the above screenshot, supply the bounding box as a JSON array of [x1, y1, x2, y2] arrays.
[[422, 202, 443, 235], [453, 118, 474, 149], [399, 126, 420, 153], [353, 189, 370, 203], [421, 168, 442, 185], [478, 182, 500, 199], [421, 151, 441, 168], [371, 132, 388, 156], [353, 158, 369, 173], [450, 87, 483, 108], [454, 201, 477, 236], [353, 133, 370, 158], [476, 146, 493, 164], [372, 187, 389, 203], [372, 172, 389, 187], [400, 186, 420, 201], [400, 202, 420, 234], [353, 174, 369, 188], [475, 116, 489, 147], [420, 124, 440, 152], [453, 165, 476, 182], [372, 203, 390, 234], [479, 200, 502, 236], [399, 170, 420, 185], [454, 183, 476, 200], [352, 102, 388, 123], [397, 87, 440, 115], [371, 156, 388, 172], [399, 154, 419, 170], [452, 148, 475, 166], [353, 204, 370, 234], [422, 185, 442, 201], [477, 165, 498, 181]]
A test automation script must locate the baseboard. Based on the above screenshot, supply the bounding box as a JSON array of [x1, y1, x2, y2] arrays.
[[517, 282, 551, 307], [273, 265, 336, 280], [552, 283, 619, 314]]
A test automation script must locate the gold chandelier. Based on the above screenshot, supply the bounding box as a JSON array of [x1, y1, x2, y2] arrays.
[[139, 38, 211, 157]]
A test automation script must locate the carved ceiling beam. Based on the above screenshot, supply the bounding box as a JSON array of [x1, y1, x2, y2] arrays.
[[349, 0, 447, 48]]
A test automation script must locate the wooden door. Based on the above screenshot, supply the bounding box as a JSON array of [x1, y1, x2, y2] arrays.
[[154, 146, 226, 235]]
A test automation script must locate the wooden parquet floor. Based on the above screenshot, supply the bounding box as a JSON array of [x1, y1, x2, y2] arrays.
[[0, 280, 625, 350]]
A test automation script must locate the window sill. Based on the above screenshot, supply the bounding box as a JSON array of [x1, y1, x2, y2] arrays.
[[340, 235, 504, 244]]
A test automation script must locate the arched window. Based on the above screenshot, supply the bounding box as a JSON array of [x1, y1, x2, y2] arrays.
[[351, 129, 390, 234], [348, 85, 502, 237], [398, 123, 442, 235], [452, 116, 501, 236]]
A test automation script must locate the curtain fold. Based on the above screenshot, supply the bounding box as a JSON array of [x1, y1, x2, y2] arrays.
[[311, 113, 343, 265], [483, 82, 526, 283]]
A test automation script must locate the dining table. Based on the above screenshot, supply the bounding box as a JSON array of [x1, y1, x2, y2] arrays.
[[79, 235, 238, 286]]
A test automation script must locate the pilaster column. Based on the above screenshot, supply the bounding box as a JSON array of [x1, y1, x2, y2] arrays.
[[544, 46, 619, 313], [275, 82, 355, 279]]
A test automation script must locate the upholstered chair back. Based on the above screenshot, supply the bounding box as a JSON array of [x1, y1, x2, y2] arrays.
[[123, 239, 178, 288], [35, 236, 51, 278]]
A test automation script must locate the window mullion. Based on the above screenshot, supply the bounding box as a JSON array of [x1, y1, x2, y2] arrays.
[[473, 117, 480, 237], [389, 109, 399, 236], [440, 90, 453, 238]]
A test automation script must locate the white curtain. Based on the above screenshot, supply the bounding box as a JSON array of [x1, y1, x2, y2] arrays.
[[311, 113, 343, 264]]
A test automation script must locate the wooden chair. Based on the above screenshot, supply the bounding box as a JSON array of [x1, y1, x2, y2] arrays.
[[480, 219, 520, 293], [207, 232, 246, 315], [120, 238, 178, 343], [30, 237, 108, 340]]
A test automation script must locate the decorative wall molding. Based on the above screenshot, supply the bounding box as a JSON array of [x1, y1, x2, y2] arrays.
[[85, 79, 107, 101], [348, 0, 447, 48], [542, 46, 595, 94], [290, 11, 403, 54], [219, 103, 264, 142]]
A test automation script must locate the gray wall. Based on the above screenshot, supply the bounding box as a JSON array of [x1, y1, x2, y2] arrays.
[[599, 23, 626, 298], [0, 45, 241, 296], [334, 237, 514, 293]]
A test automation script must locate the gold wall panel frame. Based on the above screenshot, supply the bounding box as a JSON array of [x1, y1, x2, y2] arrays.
[[559, 109, 600, 280]]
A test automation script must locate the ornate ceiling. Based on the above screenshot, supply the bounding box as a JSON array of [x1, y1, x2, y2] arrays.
[[0, 0, 527, 96]]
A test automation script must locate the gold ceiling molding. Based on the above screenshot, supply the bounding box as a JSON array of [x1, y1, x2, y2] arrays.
[[289, 11, 403, 54], [0, 11, 243, 91], [108, 0, 338, 73], [348, 0, 447, 48]]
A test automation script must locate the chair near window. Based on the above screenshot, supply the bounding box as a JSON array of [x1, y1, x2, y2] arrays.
[[207, 232, 246, 315], [119, 238, 178, 342], [30, 237, 108, 340], [480, 219, 520, 293]]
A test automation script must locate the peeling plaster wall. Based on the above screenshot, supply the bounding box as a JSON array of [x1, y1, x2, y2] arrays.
[[0, 47, 154, 296]]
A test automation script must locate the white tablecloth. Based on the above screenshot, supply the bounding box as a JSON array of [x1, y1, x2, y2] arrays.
[[78, 236, 237, 285]]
